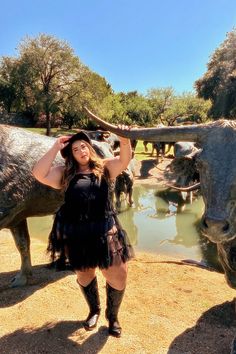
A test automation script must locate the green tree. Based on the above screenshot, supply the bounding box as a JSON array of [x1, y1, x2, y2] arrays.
[[147, 88, 211, 126], [195, 28, 236, 119], [0, 34, 114, 133], [116, 91, 153, 126], [147, 87, 174, 125], [94, 92, 126, 125], [0, 57, 19, 113], [164, 93, 211, 125], [60, 69, 113, 129], [16, 34, 88, 135]]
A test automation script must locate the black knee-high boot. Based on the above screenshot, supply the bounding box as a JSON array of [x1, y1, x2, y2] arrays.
[[78, 277, 101, 331], [105, 283, 125, 338]]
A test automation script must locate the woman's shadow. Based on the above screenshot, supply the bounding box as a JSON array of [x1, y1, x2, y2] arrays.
[[0, 321, 109, 354], [168, 300, 236, 354]]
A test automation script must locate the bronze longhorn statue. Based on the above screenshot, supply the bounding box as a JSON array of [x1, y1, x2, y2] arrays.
[[85, 107, 236, 290]]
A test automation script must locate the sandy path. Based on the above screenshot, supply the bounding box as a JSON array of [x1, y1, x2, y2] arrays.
[[0, 230, 236, 354]]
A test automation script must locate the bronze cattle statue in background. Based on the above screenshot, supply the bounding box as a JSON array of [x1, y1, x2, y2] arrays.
[[0, 125, 64, 287], [0, 125, 115, 287], [85, 107, 236, 290]]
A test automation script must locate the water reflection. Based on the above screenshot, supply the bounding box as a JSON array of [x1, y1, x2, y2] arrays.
[[28, 185, 220, 268], [118, 185, 220, 269], [118, 185, 202, 258]]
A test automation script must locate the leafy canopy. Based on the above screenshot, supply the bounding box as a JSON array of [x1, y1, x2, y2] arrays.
[[195, 28, 236, 119]]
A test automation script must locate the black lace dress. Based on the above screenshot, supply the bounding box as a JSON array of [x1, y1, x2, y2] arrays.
[[48, 172, 134, 270]]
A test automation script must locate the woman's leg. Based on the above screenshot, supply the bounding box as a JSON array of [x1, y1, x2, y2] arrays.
[[76, 268, 96, 287], [101, 262, 128, 337], [75, 268, 101, 331], [101, 261, 128, 290]]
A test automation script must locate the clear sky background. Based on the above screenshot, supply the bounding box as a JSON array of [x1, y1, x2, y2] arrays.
[[0, 0, 236, 95]]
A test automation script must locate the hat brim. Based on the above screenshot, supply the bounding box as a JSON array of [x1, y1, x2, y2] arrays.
[[60, 131, 92, 158]]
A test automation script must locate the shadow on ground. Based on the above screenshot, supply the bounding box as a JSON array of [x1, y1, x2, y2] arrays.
[[0, 321, 109, 354], [168, 300, 236, 354], [138, 159, 157, 178], [0, 264, 73, 308]]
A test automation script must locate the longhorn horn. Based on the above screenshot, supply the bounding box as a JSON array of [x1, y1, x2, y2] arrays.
[[166, 182, 201, 192], [84, 107, 206, 142]]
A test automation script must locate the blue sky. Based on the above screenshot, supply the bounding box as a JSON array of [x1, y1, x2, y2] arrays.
[[1, 0, 236, 94]]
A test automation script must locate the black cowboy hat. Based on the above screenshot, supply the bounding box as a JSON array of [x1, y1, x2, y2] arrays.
[[60, 131, 92, 158]]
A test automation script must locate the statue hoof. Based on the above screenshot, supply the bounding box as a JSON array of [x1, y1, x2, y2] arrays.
[[10, 273, 28, 287]]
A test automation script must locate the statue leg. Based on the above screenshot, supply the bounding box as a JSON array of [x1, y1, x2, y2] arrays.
[[10, 219, 32, 287]]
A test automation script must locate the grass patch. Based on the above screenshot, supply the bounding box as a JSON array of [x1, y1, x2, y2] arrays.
[[134, 140, 155, 161], [134, 141, 174, 160]]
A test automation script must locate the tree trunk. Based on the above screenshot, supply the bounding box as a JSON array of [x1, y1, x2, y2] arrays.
[[46, 111, 51, 136]]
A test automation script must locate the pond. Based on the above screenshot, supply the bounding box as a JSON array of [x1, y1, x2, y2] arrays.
[[27, 184, 219, 267]]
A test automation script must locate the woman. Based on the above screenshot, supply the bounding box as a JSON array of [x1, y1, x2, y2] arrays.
[[32, 128, 134, 338]]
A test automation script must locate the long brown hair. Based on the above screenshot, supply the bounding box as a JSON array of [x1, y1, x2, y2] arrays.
[[61, 140, 107, 190]]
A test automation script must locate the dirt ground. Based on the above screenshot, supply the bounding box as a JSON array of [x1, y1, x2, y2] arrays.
[[1, 158, 236, 354]]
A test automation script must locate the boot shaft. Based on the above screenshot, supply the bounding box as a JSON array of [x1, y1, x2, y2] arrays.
[[78, 277, 101, 314], [106, 283, 125, 321]]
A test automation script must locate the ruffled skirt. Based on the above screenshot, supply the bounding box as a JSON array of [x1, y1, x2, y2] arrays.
[[47, 207, 134, 271]]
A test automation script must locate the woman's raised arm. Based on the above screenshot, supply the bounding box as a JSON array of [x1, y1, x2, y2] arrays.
[[104, 126, 132, 179], [32, 136, 68, 189]]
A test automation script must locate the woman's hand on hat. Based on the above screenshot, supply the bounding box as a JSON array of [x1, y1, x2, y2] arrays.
[[54, 136, 70, 151]]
